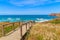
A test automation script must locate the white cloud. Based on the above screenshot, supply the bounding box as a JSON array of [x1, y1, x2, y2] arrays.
[[8, 0, 60, 6], [10, 0, 48, 6], [0, 0, 8, 2], [55, 0, 60, 2]]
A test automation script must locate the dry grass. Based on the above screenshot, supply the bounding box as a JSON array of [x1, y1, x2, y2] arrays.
[[0, 22, 22, 37], [25, 21, 60, 40]]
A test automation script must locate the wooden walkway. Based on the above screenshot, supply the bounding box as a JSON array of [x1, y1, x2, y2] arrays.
[[0, 21, 35, 40]]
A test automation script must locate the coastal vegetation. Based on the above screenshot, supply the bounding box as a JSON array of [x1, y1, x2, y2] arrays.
[[50, 19, 60, 24], [25, 19, 60, 40], [0, 22, 21, 37]]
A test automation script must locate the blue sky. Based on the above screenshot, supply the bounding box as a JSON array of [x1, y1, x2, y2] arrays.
[[0, 0, 60, 15]]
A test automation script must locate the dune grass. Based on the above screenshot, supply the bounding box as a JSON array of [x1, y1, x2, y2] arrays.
[[0, 22, 20, 37], [4, 26, 12, 34], [50, 19, 60, 24], [25, 20, 60, 40], [4, 25, 18, 34]]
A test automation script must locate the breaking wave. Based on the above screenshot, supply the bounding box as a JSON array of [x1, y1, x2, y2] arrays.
[[35, 18, 51, 22]]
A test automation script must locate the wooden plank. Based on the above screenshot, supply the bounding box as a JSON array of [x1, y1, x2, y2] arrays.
[[22, 24, 26, 36]]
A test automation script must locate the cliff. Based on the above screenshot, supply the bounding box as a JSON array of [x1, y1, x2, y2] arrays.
[[49, 13, 60, 17]]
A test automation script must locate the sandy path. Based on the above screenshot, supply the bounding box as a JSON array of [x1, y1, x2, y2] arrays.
[[0, 28, 21, 40]]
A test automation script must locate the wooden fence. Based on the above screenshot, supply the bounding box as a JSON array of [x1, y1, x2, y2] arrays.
[[20, 21, 35, 40], [0, 21, 35, 40], [0, 22, 22, 37]]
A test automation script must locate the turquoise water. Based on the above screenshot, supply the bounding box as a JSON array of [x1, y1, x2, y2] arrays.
[[0, 15, 57, 22]]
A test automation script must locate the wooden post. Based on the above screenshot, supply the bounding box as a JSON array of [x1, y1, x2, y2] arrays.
[[29, 22, 31, 29], [19, 22, 20, 26], [13, 23, 14, 27], [20, 25, 22, 38], [27, 22, 30, 31], [33, 21, 35, 24], [26, 23, 27, 31], [13, 23, 15, 30], [2, 25, 5, 36], [30, 21, 32, 27]]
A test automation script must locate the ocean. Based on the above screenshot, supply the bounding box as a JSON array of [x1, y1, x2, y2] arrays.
[[0, 15, 57, 22]]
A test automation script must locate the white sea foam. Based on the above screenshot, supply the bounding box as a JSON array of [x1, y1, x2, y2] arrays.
[[37, 18, 44, 20], [16, 18, 20, 20], [35, 18, 50, 22], [7, 18, 12, 20]]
